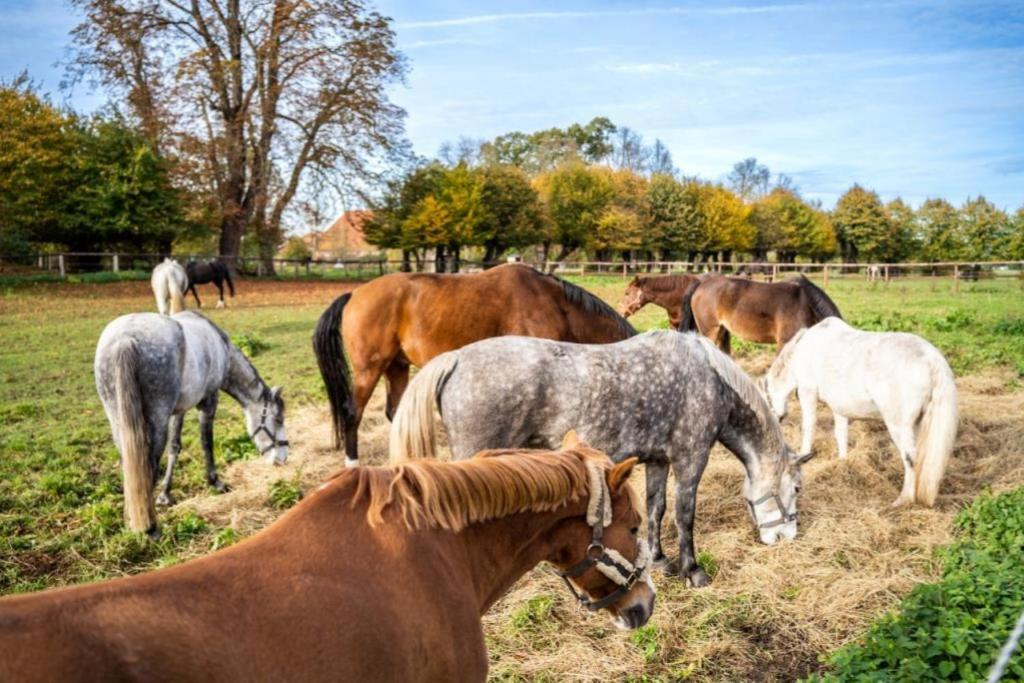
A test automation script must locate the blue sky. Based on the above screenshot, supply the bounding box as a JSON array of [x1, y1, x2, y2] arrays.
[[3, 0, 1023, 209]]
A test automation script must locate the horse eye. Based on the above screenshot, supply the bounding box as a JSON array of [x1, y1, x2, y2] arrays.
[[629, 526, 639, 536]]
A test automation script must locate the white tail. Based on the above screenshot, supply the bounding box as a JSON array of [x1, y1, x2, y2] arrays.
[[914, 358, 958, 506], [388, 352, 459, 464], [113, 342, 157, 534], [169, 280, 185, 314]]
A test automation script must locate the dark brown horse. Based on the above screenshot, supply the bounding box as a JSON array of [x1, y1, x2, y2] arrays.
[[0, 441, 654, 682], [186, 259, 235, 309], [618, 273, 703, 329], [313, 263, 636, 465], [679, 274, 841, 354]]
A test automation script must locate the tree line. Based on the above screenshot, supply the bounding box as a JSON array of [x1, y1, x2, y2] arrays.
[[365, 121, 1024, 271]]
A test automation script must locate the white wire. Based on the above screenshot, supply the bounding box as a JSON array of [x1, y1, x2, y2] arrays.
[[987, 607, 1024, 683]]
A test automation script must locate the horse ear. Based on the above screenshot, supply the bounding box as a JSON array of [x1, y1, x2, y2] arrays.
[[794, 451, 815, 465], [561, 429, 580, 449], [607, 457, 638, 493], [270, 386, 282, 401]]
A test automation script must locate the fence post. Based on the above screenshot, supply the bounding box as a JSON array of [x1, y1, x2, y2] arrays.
[[884, 265, 890, 285], [823, 265, 829, 287], [771, 264, 777, 282], [623, 261, 627, 278], [112, 254, 120, 272], [953, 264, 960, 293], [379, 259, 385, 276], [58, 254, 66, 278]]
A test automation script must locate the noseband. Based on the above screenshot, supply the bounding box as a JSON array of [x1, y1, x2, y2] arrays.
[[746, 490, 797, 529], [556, 465, 649, 611], [249, 398, 289, 456]]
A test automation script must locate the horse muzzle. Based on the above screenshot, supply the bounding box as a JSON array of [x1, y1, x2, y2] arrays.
[[612, 588, 655, 630]]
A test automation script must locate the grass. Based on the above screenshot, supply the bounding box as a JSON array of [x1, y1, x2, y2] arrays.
[[0, 272, 1023, 679]]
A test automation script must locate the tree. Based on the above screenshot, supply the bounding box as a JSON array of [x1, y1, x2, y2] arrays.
[[728, 158, 771, 202], [534, 163, 614, 261], [647, 173, 697, 260], [885, 198, 919, 262], [917, 198, 964, 262], [1009, 207, 1024, 260], [831, 184, 893, 262], [611, 126, 650, 173], [589, 168, 649, 259], [70, 0, 407, 272], [279, 236, 311, 261], [476, 165, 544, 263], [960, 196, 1011, 261], [648, 139, 675, 176]]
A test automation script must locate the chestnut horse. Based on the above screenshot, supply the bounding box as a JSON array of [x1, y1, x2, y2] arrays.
[[0, 440, 654, 682], [618, 273, 703, 329], [313, 263, 636, 465], [679, 274, 841, 354]]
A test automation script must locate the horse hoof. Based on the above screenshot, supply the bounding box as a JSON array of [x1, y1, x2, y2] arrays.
[[650, 554, 670, 571], [890, 496, 912, 508], [686, 568, 711, 588], [212, 480, 230, 493], [156, 492, 175, 507], [216, 301, 225, 309]]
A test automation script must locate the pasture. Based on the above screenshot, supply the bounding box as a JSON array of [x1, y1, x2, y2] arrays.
[[1, 274, 1023, 680]]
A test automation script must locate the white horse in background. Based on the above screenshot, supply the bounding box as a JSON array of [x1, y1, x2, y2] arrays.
[[151, 258, 188, 315], [761, 317, 957, 507]]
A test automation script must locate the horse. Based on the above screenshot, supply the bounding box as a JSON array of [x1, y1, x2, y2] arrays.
[[0, 440, 654, 682], [185, 259, 235, 309], [313, 262, 636, 466], [94, 311, 288, 537], [679, 273, 842, 354], [760, 317, 957, 507], [150, 258, 187, 315], [618, 273, 703, 329], [389, 330, 810, 587]]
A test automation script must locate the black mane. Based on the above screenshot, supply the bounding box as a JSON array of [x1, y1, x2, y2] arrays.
[[797, 275, 842, 322], [542, 271, 637, 338]]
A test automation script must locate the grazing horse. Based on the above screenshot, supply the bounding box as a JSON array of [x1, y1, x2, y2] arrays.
[[679, 274, 842, 353], [150, 258, 187, 315], [94, 311, 288, 537], [618, 273, 703, 329], [0, 443, 654, 682], [313, 263, 636, 466], [185, 259, 235, 309], [760, 317, 957, 507], [389, 330, 810, 587]]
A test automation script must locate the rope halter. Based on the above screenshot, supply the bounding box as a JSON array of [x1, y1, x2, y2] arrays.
[[746, 490, 797, 530], [249, 395, 289, 456], [556, 461, 651, 612]]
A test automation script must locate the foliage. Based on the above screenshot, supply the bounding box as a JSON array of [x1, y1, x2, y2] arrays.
[[809, 487, 1024, 682], [832, 184, 893, 262], [230, 332, 270, 358], [279, 237, 312, 261], [267, 478, 303, 510]]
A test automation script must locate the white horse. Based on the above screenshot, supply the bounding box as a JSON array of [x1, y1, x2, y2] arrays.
[[761, 317, 957, 507], [151, 258, 188, 315]]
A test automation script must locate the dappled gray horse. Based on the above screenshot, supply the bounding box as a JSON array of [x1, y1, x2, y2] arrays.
[[390, 330, 810, 586], [95, 311, 288, 537]]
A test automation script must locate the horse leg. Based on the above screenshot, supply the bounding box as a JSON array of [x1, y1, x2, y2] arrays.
[[198, 394, 228, 492], [834, 414, 850, 460], [670, 456, 711, 587], [215, 279, 225, 309], [884, 419, 918, 507], [717, 327, 732, 355], [797, 387, 818, 455], [189, 284, 202, 308], [156, 414, 184, 506], [384, 359, 410, 422], [346, 366, 385, 467], [644, 460, 671, 569]]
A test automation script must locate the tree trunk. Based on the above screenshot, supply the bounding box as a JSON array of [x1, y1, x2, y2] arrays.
[[401, 250, 411, 273], [434, 245, 446, 273]]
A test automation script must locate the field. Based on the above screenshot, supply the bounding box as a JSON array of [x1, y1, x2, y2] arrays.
[[1, 273, 1023, 680]]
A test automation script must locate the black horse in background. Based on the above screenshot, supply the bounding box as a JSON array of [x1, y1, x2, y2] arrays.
[[185, 260, 235, 308]]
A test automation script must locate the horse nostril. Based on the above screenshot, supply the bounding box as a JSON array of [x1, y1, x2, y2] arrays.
[[622, 604, 648, 628]]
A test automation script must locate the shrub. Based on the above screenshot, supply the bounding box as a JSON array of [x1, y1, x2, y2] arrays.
[[808, 487, 1024, 681]]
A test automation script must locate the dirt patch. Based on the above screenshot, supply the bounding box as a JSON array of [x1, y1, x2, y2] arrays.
[[174, 358, 1024, 681]]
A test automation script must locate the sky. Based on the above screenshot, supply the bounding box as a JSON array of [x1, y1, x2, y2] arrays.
[[2, 0, 1023, 210]]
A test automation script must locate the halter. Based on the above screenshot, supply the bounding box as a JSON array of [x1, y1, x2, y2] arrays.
[[746, 490, 797, 529], [556, 464, 650, 612], [249, 398, 289, 456]]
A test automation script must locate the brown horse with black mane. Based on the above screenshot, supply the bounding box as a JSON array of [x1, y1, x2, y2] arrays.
[[313, 263, 636, 465], [0, 437, 653, 682], [618, 273, 703, 329], [679, 274, 841, 354]]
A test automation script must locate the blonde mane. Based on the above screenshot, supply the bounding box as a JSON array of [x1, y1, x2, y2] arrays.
[[767, 327, 807, 382], [349, 448, 615, 532], [694, 335, 785, 453]]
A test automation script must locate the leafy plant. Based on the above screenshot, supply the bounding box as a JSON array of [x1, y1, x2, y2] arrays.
[[629, 624, 662, 662], [509, 595, 554, 630], [267, 478, 302, 510], [231, 332, 270, 357]]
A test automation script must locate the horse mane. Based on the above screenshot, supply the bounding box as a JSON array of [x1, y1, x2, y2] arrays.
[[693, 335, 785, 454], [543, 272, 637, 337], [636, 274, 695, 293], [349, 448, 609, 532], [796, 275, 842, 322], [767, 328, 808, 383]]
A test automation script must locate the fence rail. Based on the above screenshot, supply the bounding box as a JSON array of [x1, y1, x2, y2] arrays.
[[2, 252, 1023, 289]]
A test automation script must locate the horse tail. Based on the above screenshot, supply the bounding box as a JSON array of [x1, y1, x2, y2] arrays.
[[221, 262, 235, 297], [112, 341, 157, 535], [312, 293, 354, 451], [798, 275, 842, 322], [389, 352, 459, 464], [678, 282, 699, 332], [914, 357, 958, 506], [169, 273, 185, 314]]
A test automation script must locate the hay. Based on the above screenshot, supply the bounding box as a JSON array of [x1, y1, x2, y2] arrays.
[[176, 357, 1024, 681]]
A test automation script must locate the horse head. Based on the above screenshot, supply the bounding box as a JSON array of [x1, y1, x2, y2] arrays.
[[743, 446, 813, 545], [553, 431, 655, 630], [617, 277, 647, 318], [244, 386, 289, 465]]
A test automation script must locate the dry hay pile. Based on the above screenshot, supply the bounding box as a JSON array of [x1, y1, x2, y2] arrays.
[[177, 355, 1024, 682]]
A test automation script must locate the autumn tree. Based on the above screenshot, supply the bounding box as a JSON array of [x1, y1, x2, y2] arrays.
[[917, 198, 964, 262], [534, 163, 614, 262], [831, 184, 893, 262], [960, 196, 1011, 261], [70, 0, 407, 273]]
